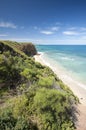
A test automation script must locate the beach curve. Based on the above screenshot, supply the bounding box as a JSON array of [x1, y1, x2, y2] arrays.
[[34, 53, 86, 130]]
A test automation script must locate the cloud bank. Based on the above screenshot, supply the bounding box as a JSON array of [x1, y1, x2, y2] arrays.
[[63, 31, 79, 35], [40, 30, 54, 35], [0, 21, 17, 29], [0, 34, 8, 36]]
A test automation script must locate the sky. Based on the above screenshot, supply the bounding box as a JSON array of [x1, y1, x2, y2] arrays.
[[0, 0, 86, 44]]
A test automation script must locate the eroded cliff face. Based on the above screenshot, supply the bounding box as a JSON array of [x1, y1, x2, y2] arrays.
[[0, 41, 37, 57], [0, 41, 37, 89], [20, 43, 37, 56], [0, 40, 78, 130]]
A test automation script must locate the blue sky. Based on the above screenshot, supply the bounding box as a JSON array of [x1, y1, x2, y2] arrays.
[[0, 0, 86, 44]]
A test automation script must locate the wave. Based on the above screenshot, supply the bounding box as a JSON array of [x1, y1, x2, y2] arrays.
[[60, 56, 75, 61], [38, 51, 44, 56], [40, 52, 86, 90]]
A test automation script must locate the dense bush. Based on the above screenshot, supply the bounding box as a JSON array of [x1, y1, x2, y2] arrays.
[[0, 95, 38, 130], [28, 88, 76, 130], [0, 52, 21, 88], [0, 41, 78, 130], [0, 89, 76, 130]]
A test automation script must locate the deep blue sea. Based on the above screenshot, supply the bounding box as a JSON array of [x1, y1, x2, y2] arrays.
[[36, 45, 86, 87]]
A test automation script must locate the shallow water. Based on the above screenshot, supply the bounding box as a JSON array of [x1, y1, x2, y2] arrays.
[[36, 45, 86, 88]]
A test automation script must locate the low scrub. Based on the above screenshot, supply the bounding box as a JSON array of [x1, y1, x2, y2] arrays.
[[0, 41, 78, 130]]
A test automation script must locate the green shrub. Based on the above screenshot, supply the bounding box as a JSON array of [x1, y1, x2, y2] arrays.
[[0, 95, 38, 130], [38, 76, 54, 88], [30, 88, 76, 130], [0, 41, 78, 130]]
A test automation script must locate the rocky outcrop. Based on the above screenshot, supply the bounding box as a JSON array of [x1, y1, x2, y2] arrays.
[[20, 43, 37, 56], [0, 41, 37, 57]]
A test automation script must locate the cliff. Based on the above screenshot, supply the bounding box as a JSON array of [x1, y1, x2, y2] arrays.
[[0, 40, 78, 130], [20, 43, 37, 56], [0, 41, 37, 57]]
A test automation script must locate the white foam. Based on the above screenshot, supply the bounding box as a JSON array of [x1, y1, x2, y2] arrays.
[[61, 56, 74, 61], [35, 53, 86, 104], [40, 53, 86, 90], [38, 51, 44, 56]]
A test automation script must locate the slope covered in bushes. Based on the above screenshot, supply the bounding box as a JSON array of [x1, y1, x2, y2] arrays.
[[0, 41, 78, 130]]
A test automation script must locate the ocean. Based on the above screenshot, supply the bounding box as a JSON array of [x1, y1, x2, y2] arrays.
[[36, 45, 86, 89]]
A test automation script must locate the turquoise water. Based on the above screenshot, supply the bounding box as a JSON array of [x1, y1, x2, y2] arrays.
[[36, 45, 86, 86]]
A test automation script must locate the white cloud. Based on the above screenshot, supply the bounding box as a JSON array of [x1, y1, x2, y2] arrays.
[[38, 39, 86, 45], [33, 24, 60, 33], [81, 36, 86, 39], [40, 30, 54, 35], [2, 38, 43, 44], [51, 26, 59, 31], [63, 31, 79, 35], [80, 27, 86, 31], [0, 34, 8, 36], [0, 21, 17, 29], [68, 27, 76, 30], [1, 37, 86, 45]]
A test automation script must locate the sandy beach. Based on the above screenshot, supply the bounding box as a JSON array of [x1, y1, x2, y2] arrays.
[[34, 54, 86, 130]]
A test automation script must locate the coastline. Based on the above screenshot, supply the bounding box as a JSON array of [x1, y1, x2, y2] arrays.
[[34, 54, 86, 130], [34, 54, 86, 105]]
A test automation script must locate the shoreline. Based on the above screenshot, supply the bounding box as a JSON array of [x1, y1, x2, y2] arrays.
[[34, 54, 86, 105], [34, 54, 86, 130]]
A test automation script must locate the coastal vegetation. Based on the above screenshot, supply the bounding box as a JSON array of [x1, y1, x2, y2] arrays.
[[0, 41, 78, 130]]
